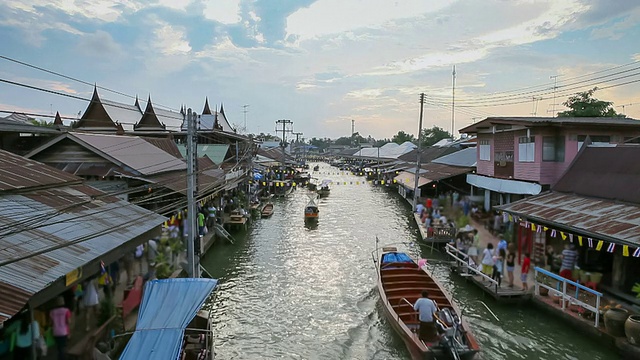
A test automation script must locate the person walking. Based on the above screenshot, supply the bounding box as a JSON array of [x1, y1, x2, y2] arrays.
[[83, 278, 100, 331], [559, 244, 579, 281], [50, 296, 71, 360], [521, 253, 531, 291], [467, 230, 480, 267], [492, 249, 506, 287]]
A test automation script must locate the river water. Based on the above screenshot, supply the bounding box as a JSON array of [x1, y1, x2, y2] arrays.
[[201, 163, 618, 360]]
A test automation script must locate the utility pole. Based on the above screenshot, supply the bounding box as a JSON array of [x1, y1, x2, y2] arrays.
[[351, 119, 355, 137], [413, 93, 425, 211], [531, 96, 541, 116], [452, 65, 456, 137], [619, 103, 633, 115], [550, 75, 559, 117], [293, 132, 303, 164], [275, 119, 294, 168], [242, 104, 249, 133], [185, 108, 199, 278]]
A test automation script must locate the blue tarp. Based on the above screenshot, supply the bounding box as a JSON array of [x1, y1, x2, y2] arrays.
[[120, 278, 218, 360], [381, 252, 413, 263]]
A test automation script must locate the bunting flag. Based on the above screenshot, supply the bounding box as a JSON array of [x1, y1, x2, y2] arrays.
[[634, 248, 640, 257], [550, 229, 557, 237], [100, 260, 106, 274], [607, 243, 615, 253], [588, 238, 594, 248], [577, 235, 583, 246], [623, 245, 630, 257], [508, 214, 513, 222], [561, 231, 567, 240], [531, 223, 536, 231], [543, 226, 549, 231], [569, 233, 573, 243], [536, 224, 542, 233], [596, 240, 604, 251]]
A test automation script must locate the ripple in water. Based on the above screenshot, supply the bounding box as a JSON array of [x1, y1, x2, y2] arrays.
[[202, 163, 618, 360]]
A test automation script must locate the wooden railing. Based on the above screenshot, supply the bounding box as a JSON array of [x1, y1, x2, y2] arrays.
[[445, 244, 500, 292]]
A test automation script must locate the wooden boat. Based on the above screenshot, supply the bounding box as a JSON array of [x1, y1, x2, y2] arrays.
[[317, 179, 331, 197], [260, 193, 274, 202], [304, 196, 319, 221], [376, 246, 480, 360], [261, 202, 274, 218]]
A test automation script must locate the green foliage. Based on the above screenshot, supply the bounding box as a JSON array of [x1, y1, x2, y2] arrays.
[[456, 213, 470, 228], [632, 283, 640, 299], [31, 119, 55, 127], [557, 87, 625, 118], [420, 126, 453, 147], [98, 297, 116, 327], [392, 130, 415, 144]]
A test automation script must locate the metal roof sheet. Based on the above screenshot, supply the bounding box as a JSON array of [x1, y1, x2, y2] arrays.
[[460, 116, 640, 133], [142, 137, 184, 159], [70, 133, 186, 175], [176, 144, 229, 165], [102, 99, 143, 126], [432, 147, 477, 167], [496, 191, 640, 247], [0, 149, 80, 191], [395, 171, 430, 188], [0, 185, 165, 325], [552, 145, 640, 204]]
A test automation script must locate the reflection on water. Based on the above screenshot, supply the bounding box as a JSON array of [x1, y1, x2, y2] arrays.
[[201, 163, 618, 360]]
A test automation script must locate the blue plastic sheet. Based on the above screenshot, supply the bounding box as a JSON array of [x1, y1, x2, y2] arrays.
[[381, 252, 413, 263], [120, 278, 218, 360]]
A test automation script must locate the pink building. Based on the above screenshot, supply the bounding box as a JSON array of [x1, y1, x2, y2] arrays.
[[459, 117, 640, 209]]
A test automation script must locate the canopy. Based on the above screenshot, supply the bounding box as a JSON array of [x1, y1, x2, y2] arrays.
[[320, 179, 332, 187], [458, 224, 475, 233], [120, 278, 218, 360]]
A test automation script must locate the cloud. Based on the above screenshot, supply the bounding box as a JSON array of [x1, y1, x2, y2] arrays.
[[202, 0, 242, 24], [285, 0, 455, 40], [77, 30, 124, 58], [154, 21, 192, 55]]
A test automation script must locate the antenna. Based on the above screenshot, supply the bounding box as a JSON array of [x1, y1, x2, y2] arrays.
[[618, 103, 634, 115], [531, 96, 541, 116], [550, 75, 559, 117], [242, 104, 249, 133], [452, 65, 456, 137]]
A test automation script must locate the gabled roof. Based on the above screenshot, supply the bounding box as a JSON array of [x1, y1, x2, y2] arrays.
[[76, 87, 142, 130], [135, 96, 165, 130], [202, 97, 212, 115], [460, 116, 640, 134], [552, 145, 640, 204], [53, 112, 63, 126], [25, 132, 186, 176], [0, 114, 60, 134]]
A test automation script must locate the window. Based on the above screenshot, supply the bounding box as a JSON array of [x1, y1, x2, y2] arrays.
[[577, 135, 610, 150], [542, 136, 565, 162], [479, 140, 491, 161], [518, 136, 535, 162]]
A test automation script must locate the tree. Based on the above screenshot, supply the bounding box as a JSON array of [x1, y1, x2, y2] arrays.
[[420, 126, 452, 147], [391, 131, 415, 144], [557, 87, 625, 118], [31, 119, 55, 127], [334, 136, 353, 146]]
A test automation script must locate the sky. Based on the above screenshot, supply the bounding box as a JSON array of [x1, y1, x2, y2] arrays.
[[0, 0, 639, 140]]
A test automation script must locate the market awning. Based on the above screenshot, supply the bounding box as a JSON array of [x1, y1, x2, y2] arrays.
[[467, 174, 541, 195], [496, 191, 640, 247], [120, 278, 218, 360], [395, 171, 430, 188]]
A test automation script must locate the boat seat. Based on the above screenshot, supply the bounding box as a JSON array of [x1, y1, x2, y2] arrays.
[[385, 287, 445, 295]]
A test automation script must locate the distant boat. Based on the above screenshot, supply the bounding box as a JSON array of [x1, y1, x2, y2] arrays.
[[304, 196, 319, 221], [261, 202, 274, 218], [317, 179, 331, 197], [260, 193, 274, 202], [375, 246, 480, 360], [313, 165, 320, 171]]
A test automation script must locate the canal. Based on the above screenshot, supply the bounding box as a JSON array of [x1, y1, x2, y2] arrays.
[[201, 163, 618, 360]]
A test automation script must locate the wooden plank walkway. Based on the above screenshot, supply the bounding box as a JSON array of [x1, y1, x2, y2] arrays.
[[446, 244, 530, 302], [412, 213, 455, 244]]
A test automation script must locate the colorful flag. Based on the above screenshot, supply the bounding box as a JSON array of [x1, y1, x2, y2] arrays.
[[595, 240, 603, 251], [561, 232, 567, 240], [587, 238, 593, 248], [623, 245, 630, 257], [577, 235, 582, 246], [607, 243, 615, 253], [634, 248, 640, 257]]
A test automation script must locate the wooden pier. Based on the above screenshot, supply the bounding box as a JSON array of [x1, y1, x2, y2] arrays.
[[445, 244, 530, 302], [413, 213, 456, 244]]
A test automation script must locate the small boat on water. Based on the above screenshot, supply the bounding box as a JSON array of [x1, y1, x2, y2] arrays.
[[304, 196, 319, 221], [120, 278, 218, 360], [375, 246, 480, 360], [317, 179, 331, 197], [313, 165, 320, 171], [260, 193, 274, 202], [261, 202, 274, 218]]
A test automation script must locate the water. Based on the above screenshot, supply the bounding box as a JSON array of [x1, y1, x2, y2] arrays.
[[201, 163, 619, 360]]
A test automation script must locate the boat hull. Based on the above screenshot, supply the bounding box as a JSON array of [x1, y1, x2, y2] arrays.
[[376, 250, 479, 360]]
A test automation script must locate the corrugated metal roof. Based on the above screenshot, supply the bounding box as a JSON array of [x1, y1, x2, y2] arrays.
[[432, 147, 477, 167], [0, 185, 165, 325], [102, 99, 143, 126], [398, 147, 459, 163], [65, 133, 185, 175], [0, 149, 80, 191], [552, 145, 640, 204], [0, 116, 61, 134], [395, 171, 430, 188], [460, 116, 640, 133], [420, 162, 472, 182], [496, 191, 640, 247], [142, 137, 183, 159]]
